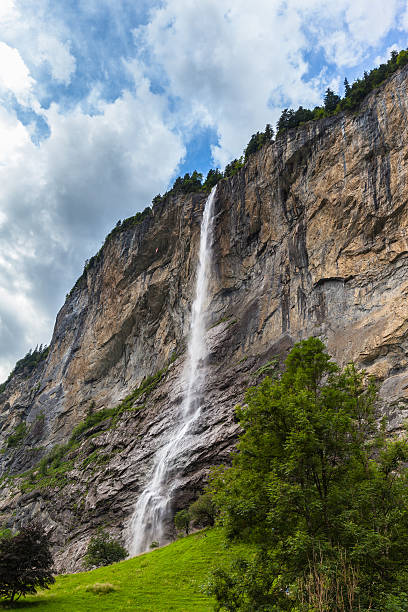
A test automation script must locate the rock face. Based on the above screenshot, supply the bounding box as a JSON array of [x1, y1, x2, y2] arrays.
[[1, 66, 408, 571]]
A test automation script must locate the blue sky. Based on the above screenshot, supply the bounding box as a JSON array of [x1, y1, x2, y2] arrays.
[[0, 0, 407, 379]]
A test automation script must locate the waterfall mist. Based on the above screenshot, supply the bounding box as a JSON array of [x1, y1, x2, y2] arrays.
[[127, 186, 217, 556]]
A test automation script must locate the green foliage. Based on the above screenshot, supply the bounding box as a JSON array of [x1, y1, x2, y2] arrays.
[[0, 521, 54, 603], [18, 364, 171, 493], [252, 358, 278, 378], [323, 87, 341, 113], [209, 338, 408, 610], [0, 529, 12, 540], [85, 582, 117, 594], [6, 422, 28, 448], [224, 157, 244, 178], [70, 408, 115, 443], [244, 124, 274, 161], [189, 493, 216, 528], [172, 171, 203, 194], [397, 49, 408, 68], [84, 530, 127, 569], [174, 509, 191, 536], [276, 47, 408, 135], [0, 344, 49, 394], [202, 168, 223, 192], [276, 106, 315, 132]]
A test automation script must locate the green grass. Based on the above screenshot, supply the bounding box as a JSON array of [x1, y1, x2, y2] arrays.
[[10, 528, 250, 611]]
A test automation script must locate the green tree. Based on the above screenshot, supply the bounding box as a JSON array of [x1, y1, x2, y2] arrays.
[[84, 529, 127, 568], [208, 338, 408, 610], [174, 509, 191, 536], [189, 492, 216, 527], [0, 522, 55, 603], [203, 168, 223, 192], [323, 87, 341, 113]]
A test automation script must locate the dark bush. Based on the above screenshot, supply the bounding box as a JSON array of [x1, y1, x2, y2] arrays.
[[0, 522, 54, 603], [84, 530, 127, 568]]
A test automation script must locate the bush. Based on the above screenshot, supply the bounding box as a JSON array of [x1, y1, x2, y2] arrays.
[[0, 521, 54, 603], [189, 493, 216, 527], [84, 530, 127, 568], [174, 510, 190, 536], [6, 422, 27, 448], [85, 582, 117, 594]]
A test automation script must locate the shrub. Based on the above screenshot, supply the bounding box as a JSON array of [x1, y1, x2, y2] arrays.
[[174, 510, 190, 536], [84, 530, 127, 568], [6, 422, 28, 448], [189, 493, 216, 527], [85, 582, 117, 594]]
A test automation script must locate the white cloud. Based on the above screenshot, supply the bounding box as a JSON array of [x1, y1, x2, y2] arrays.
[[0, 0, 17, 23], [0, 0, 76, 89], [132, 0, 404, 166], [0, 0, 405, 380], [136, 0, 324, 167], [0, 42, 34, 103], [36, 33, 76, 85], [374, 43, 400, 66], [400, 2, 408, 31], [0, 73, 184, 380]]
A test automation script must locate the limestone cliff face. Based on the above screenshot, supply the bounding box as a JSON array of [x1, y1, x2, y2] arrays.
[[1, 66, 408, 571]]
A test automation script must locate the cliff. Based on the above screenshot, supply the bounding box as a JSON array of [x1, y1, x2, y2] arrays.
[[1, 65, 408, 571]]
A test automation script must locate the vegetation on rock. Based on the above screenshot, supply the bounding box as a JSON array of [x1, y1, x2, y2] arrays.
[[0, 344, 49, 394], [276, 48, 408, 134], [6, 422, 28, 448], [9, 362, 173, 494]]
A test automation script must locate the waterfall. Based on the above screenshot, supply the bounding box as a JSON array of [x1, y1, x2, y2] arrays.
[[127, 185, 217, 556]]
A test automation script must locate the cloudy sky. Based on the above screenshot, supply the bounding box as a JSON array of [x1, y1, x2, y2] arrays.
[[0, 0, 407, 380]]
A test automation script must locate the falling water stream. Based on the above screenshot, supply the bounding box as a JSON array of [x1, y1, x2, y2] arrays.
[[128, 186, 217, 556]]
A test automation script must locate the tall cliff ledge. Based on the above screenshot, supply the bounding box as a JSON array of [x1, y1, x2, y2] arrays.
[[1, 65, 408, 571]]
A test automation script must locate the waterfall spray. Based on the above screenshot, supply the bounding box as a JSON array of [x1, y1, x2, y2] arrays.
[[128, 185, 217, 556]]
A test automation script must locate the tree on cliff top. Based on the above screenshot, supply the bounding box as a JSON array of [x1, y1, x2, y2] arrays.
[[208, 338, 408, 611], [0, 522, 55, 602]]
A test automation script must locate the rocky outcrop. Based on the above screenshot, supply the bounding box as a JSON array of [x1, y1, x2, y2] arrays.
[[1, 66, 408, 571]]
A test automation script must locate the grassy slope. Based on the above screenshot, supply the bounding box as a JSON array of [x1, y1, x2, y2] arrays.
[[14, 529, 248, 611]]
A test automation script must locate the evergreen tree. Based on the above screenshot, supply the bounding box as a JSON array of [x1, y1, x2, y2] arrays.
[[323, 87, 341, 113]]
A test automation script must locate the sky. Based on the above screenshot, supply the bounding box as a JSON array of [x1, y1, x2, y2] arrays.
[[0, 0, 407, 380]]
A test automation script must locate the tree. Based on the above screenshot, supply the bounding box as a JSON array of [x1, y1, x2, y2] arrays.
[[84, 529, 127, 568], [203, 168, 223, 192], [0, 522, 55, 603], [174, 509, 191, 536], [344, 77, 351, 96], [264, 123, 274, 141], [323, 87, 341, 113], [208, 338, 408, 610], [189, 492, 216, 527]]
